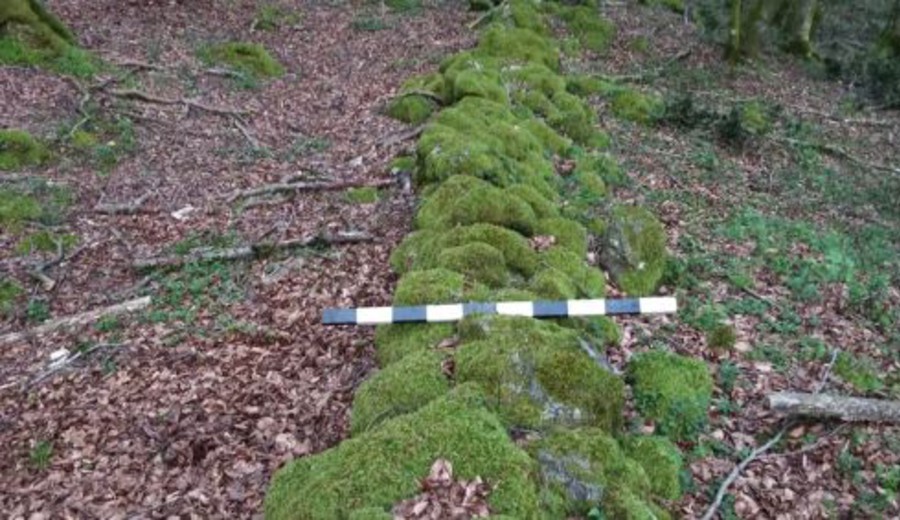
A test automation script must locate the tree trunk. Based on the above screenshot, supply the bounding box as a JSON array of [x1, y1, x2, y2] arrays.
[[781, 0, 818, 57], [725, 0, 742, 63]]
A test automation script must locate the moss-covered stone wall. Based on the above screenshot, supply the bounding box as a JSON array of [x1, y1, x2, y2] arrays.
[[265, 2, 712, 518]]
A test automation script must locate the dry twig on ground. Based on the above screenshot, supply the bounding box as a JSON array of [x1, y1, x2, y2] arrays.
[[226, 178, 394, 202]]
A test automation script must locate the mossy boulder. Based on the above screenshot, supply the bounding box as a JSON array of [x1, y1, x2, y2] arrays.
[[416, 98, 557, 196], [198, 41, 284, 78], [538, 247, 606, 298], [503, 64, 600, 145], [622, 435, 683, 501], [533, 428, 655, 518], [478, 25, 560, 71], [599, 205, 667, 296], [385, 95, 435, 125], [506, 183, 560, 219], [627, 350, 713, 441], [455, 316, 624, 431], [350, 349, 450, 435], [535, 217, 588, 258], [530, 268, 579, 299], [415, 175, 538, 234], [375, 322, 456, 367], [264, 385, 540, 519], [0, 129, 48, 171], [391, 224, 539, 279], [393, 268, 467, 306], [437, 242, 510, 288]]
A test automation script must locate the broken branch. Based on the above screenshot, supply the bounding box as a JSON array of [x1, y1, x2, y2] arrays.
[[0, 297, 151, 347], [769, 392, 900, 424], [133, 231, 375, 270], [226, 178, 394, 202]]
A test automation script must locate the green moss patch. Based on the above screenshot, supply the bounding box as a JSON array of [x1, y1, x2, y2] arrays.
[[535, 217, 589, 258], [0, 188, 41, 229], [622, 435, 683, 500], [455, 316, 624, 431], [558, 6, 616, 52], [534, 428, 657, 518], [415, 175, 538, 234], [416, 98, 558, 195], [0, 129, 49, 171], [344, 186, 380, 204], [198, 41, 284, 79], [394, 268, 467, 306], [375, 322, 456, 367], [437, 242, 509, 287], [265, 385, 540, 519], [350, 349, 450, 435], [539, 247, 606, 298], [385, 95, 435, 125], [627, 350, 713, 441], [609, 88, 665, 125], [599, 205, 667, 296], [0, 278, 23, 317]]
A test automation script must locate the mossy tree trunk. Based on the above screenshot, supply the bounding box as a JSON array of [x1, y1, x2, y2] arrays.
[[725, 0, 742, 64], [780, 0, 818, 57], [0, 0, 75, 51], [884, 0, 900, 53]]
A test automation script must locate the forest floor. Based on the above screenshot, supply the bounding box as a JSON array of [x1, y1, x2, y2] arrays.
[[1, 0, 899, 519]]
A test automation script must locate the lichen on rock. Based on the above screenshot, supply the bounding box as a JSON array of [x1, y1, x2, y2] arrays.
[[599, 204, 668, 296], [455, 316, 624, 431]]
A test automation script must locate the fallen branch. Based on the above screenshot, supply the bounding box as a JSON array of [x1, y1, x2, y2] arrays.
[[109, 88, 250, 117], [226, 178, 394, 202], [795, 106, 899, 128], [133, 231, 375, 270], [769, 392, 900, 424], [0, 297, 151, 347], [94, 191, 154, 215]]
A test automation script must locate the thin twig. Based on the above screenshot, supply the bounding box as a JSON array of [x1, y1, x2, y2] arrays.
[[468, 0, 508, 30], [701, 348, 839, 519], [0, 297, 150, 346], [699, 427, 789, 520], [94, 191, 154, 215], [109, 88, 250, 116]]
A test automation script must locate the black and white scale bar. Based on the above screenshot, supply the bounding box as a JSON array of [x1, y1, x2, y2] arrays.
[[322, 297, 677, 325]]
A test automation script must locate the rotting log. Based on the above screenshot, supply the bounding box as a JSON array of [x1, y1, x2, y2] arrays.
[[769, 392, 900, 424]]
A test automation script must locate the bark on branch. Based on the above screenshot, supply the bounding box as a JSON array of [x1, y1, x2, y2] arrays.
[[133, 231, 375, 270], [769, 392, 900, 424]]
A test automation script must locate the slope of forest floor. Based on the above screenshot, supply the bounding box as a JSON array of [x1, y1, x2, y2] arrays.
[[594, 4, 900, 518], [1, 0, 899, 519], [1, 0, 473, 516]]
